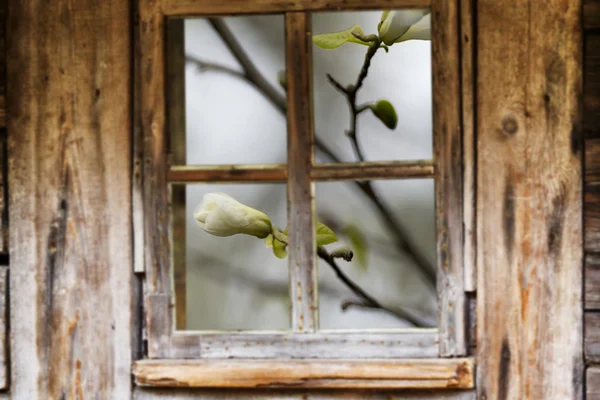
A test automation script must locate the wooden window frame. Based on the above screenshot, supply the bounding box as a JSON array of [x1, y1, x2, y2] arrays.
[[133, 0, 474, 390]]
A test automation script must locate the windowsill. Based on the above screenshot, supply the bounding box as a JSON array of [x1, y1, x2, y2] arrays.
[[132, 358, 474, 389]]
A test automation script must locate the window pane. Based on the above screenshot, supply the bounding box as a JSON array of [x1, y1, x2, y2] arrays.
[[311, 10, 432, 163], [315, 179, 436, 329], [172, 183, 289, 331], [177, 15, 287, 165]]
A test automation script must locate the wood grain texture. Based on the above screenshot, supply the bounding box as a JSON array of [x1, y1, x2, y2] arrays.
[[586, 254, 600, 310], [0, 128, 6, 254], [586, 138, 600, 183], [461, 0, 476, 293], [586, 183, 600, 252], [588, 367, 600, 399], [311, 161, 435, 181], [163, 0, 432, 16], [432, 0, 466, 356], [476, 0, 583, 399], [585, 33, 600, 139], [0, 267, 7, 389], [133, 358, 474, 389], [168, 330, 439, 359], [585, 311, 600, 363], [6, 0, 134, 397], [286, 12, 317, 333], [585, 0, 600, 29], [0, 0, 5, 128], [168, 164, 287, 183], [167, 18, 187, 331], [134, 387, 476, 399]]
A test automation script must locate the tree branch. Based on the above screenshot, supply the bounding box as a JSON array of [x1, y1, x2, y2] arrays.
[[317, 246, 432, 327], [189, 18, 436, 288]]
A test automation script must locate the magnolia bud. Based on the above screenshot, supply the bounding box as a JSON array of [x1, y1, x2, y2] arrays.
[[193, 193, 272, 239], [378, 10, 431, 46]]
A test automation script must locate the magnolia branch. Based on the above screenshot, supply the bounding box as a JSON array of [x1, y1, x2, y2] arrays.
[[186, 18, 436, 289]]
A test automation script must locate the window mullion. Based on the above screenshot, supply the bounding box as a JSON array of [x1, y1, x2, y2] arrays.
[[285, 11, 317, 333]]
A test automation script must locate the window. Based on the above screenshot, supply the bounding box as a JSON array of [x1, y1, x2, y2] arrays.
[[133, 0, 472, 390]]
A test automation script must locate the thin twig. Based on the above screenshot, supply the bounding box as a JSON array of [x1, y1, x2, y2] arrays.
[[317, 246, 429, 327], [190, 59, 246, 80], [192, 18, 436, 288], [341, 300, 435, 328]]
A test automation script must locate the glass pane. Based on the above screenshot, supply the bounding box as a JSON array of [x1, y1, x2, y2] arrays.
[[311, 10, 432, 163], [172, 183, 289, 330], [315, 180, 436, 329], [178, 15, 287, 165]]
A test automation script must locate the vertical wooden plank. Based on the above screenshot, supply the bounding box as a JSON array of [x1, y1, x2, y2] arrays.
[[6, 0, 134, 397], [285, 12, 317, 333], [461, 0, 476, 293], [139, 0, 173, 357], [167, 18, 187, 331], [432, 0, 466, 356], [476, 0, 583, 399], [0, 267, 7, 389], [584, 33, 600, 140], [586, 254, 600, 310], [0, 0, 5, 129], [588, 367, 600, 399]]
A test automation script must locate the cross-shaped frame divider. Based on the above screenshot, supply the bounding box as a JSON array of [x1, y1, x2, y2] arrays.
[[132, 0, 474, 390]]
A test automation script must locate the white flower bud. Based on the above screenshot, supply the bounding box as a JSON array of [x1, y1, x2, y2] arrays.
[[378, 9, 431, 46], [193, 193, 272, 239]]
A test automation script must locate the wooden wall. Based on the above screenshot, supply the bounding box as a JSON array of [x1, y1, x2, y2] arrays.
[[0, 0, 593, 399], [5, 0, 135, 398], [585, 1, 600, 398]]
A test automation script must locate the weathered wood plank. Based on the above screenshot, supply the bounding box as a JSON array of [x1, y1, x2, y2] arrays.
[[0, 267, 7, 389], [585, 33, 600, 139], [461, 0, 476, 293], [588, 367, 600, 399], [134, 387, 476, 400], [133, 358, 474, 389], [586, 254, 600, 310], [167, 18, 187, 331], [311, 161, 435, 181], [0, 129, 7, 254], [168, 164, 288, 183], [586, 183, 600, 252], [585, 0, 600, 30], [6, 0, 133, 397], [432, 0, 466, 356], [476, 0, 584, 399], [169, 330, 439, 359], [168, 161, 434, 184], [586, 138, 600, 183], [163, 0, 432, 16], [585, 311, 600, 363], [0, 0, 5, 129], [286, 12, 317, 333]]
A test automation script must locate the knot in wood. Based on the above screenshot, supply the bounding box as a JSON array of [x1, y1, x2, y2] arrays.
[[501, 116, 519, 136]]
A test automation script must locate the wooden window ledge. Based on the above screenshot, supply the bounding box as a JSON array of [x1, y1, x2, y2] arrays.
[[133, 358, 474, 389]]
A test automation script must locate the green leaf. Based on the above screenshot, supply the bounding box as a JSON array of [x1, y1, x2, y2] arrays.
[[369, 100, 398, 130], [344, 224, 368, 270], [272, 238, 288, 259], [265, 234, 274, 248], [312, 25, 371, 49], [316, 221, 338, 246]]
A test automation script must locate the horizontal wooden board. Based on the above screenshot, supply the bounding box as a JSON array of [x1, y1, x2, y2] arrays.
[[586, 183, 600, 252], [167, 161, 435, 184], [133, 358, 474, 389], [585, 311, 600, 363], [163, 0, 432, 16], [588, 367, 600, 399], [585, 0, 600, 29], [312, 161, 435, 181], [587, 254, 600, 310], [586, 138, 600, 183], [134, 387, 476, 399], [585, 32, 600, 139], [168, 330, 439, 359], [168, 164, 287, 184]]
